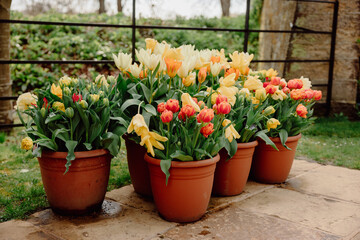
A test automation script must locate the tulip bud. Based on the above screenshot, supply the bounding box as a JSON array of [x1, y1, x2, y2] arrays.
[[86, 84, 92, 90], [157, 102, 166, 113], [296, 104, 308, 118], [263, 106, 275, 116], [40, 107, 46, 118], [197, 108, 214, 123], [217, 101, 231, 115], [216, 95, 228, 105], [99, 91, 105, 97], [90, 94, 100, 103], [200, 123, 214, 138], [161, 110, 173, 123], [79, 100, 88, 109], [103, 98, 109, 107], [165, 99, 180, 113], [107, 76, 115, 85], [63, 87, 71, 96], [65, 107, 74, 119], [255, 88, 267, 101]]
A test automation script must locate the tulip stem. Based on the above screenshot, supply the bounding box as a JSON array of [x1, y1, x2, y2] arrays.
[[70, 120, 73, 140], [166, 123, 170, 158], [168, 78, 172, 91], [197, 82, 202, 93], [137, 101, 144, 114]]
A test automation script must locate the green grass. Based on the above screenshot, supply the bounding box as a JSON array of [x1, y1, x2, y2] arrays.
[[296, 117, 360, 169], [0, 133, 130, 222]]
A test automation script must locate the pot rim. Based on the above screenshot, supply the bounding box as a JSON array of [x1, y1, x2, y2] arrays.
[[237, 140, 258, 149], [258, 133, 301, 143], [40, 149, 110, 159], [144, 153, 220, 168]]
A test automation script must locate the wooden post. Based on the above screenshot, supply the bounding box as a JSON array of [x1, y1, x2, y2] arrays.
[[0, 0, 13, 132]]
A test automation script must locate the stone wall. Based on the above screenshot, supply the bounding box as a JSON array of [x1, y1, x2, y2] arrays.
[[259, 0, 360, 114]]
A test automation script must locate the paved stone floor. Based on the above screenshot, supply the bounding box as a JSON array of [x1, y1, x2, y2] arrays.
[[1, 159, 360, 240]]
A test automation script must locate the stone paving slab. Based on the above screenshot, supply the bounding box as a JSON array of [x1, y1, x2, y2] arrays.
[[288, 159, 323, 179], [0, 220, 57, 240], [236, 187, 360, 237], [287, 165, 360, 204], [156, 205, 340, 240]]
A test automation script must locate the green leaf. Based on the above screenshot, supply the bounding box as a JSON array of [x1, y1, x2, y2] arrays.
[[83, 143, 92, 150], [144, 104, 157, 116], [153, 82, 168, 99], [51, 129, 69, 143], [120, 99, 141, 112], [101, 132, 120, 157], [65, 140, 78, 174], [45, 113, 63, 124], [32, 146, 42, 158], [279, 129, 291, 150], [160, 159, 172, 185], [170, 150, 193, 161], [139, 83, 151, 103], [110, 116, 128, 126], [255, 130, 279, 151]]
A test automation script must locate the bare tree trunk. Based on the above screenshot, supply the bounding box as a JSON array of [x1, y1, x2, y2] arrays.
[[220, 0, 230, 17], [0, 0, 13, 132], [117, 0, 123, 13], [99, 0, 105, 13]]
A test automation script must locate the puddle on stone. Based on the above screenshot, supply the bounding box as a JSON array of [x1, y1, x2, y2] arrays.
[[99, 199, 122, 218]]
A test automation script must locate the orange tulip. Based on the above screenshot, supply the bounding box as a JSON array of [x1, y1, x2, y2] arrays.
[[313, 90, 322, 100], [165, 99, 180, 113], [200, 123, 214, 138], [161, 110, 173, 123], [198, 67, 207, 83], [265, 84, 277, 94], [217, 101, 231, 115], [165, 57, 182, 78], [197, 108, 214, 123], [181, 104, 196, 118], [296, 104, 308, 118], [157, 102, 166, 113]]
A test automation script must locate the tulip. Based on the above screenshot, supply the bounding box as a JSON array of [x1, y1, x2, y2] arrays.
[[181, 104, 196, 118], [262, 106, 275, 116], [270, 77, 281, 86], [178, 111, 186, 122], [192, 97, 198, 104], [197, 108, 214, 123], [59, 76, 71, 86], [225, 68, 240, 81], [157, 102, 166, 113], [113, 52, 132, 72], [222, 119, 240, 142], [161, 110, 173, 123], [198, 67, 207, 83], [267, 118, 280, 131], [147, 54, 163, 71], [314, 90, 322, 100], [229, 51, 253, 75], [288, 79, 303, 90], [210, 56, 221, 63], [282, 87, 290, 94], [15, 92, 37, 111], [165, 57, 182, 78], [90, 94, 100, 103], [63, 87, 71, 96], [79, 100, 88, 109], [265, 84, 277, 94], [182, 72, 196, 87], [145, 38, 158, 52], [200, 123, 214, 138], [135, 48, 151, 67], [52, 101, 65, 112], [65, 107, 74, 119], [198, 101, 205, 108], [304, 89, 315, 99], [127, 113, 150, 136], [219, 73, 236, 87], [103, 98, 109, 107], [217, 86, 237, 106], [239, 88, 251, 98], [217, 101, 231, 115], [139, 70, 147, 79], [300, 76, 312, 89], [140, 131, 168, 157], [181, 93, 200, 112], [266, 68, 278, 79], [51, 84, 62, 99], [244, 76, 263, 91], [255, 88, 267, 101], [21, 137, 33, 150], [280, 79, 287, 88], [165, 99, 180, 113], [263, 82, 270, 88], [216, 95, 228, 105], [42, 97, 49, 109], [72, 93, 82, 103], [129, 63, 143, 78], [210, 62, 222, 77], [271, 90, 287, 101], [290, 89, 303, 100], [251, 97, 260, 105], [296, 104, 308, 118], [40, 107, 46, 118]]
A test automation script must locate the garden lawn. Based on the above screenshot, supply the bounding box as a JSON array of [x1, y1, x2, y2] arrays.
[[0, 132, 130, 222], [296, 117, 360, 170]]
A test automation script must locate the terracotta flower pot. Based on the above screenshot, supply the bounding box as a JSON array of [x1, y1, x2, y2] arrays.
[[37, 149, 112, 215], [251, 134, 301, 184], [144, 154, 220, 223], [212, 141, 258, 196], [123, 135, 152, 197]]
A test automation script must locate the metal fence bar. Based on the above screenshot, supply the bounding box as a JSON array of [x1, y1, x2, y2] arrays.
[[0, 19, 332, 34], [326, 0, 339, 115], [243, 0, 251, 52], [131, 0, 136, 61]]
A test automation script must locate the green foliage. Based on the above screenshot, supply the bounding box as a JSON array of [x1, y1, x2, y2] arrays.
[[0, 132, 5, 144], [10, 11, 260, 94]]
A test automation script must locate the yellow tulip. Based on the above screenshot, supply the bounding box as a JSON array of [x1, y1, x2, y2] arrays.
[[15, 92, 37, 111], [229, 51, 253, 75], [255, 87, 267, 101], [239, 88, 250, 98], [263, 106, 275, 116], [95, 75, 109, 88], [222, 119, 240, 143], [271, 90, 287, 101], [52, 101, 65, 112], [90, 94, 100, 103], [145, 38, 158, 52], [21, 137, 33, 150], [59, 76, 71, 87], [267, 118, 280, 131], [182, 72, 196, 87], [266, 68, 278, 79], [140, 131, 168, 157], [127, 114, 149, 135], [217, 86, 237, 106], [51, 84, 63, 99], [210, 62, 222, 77], [211, 92, 219, 105], [219, 73, 236, 87], [244, 76, 263, 91], [163, 47, 183, 61], [251, 97, 260, 105], [181, 93, 200, 112]]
